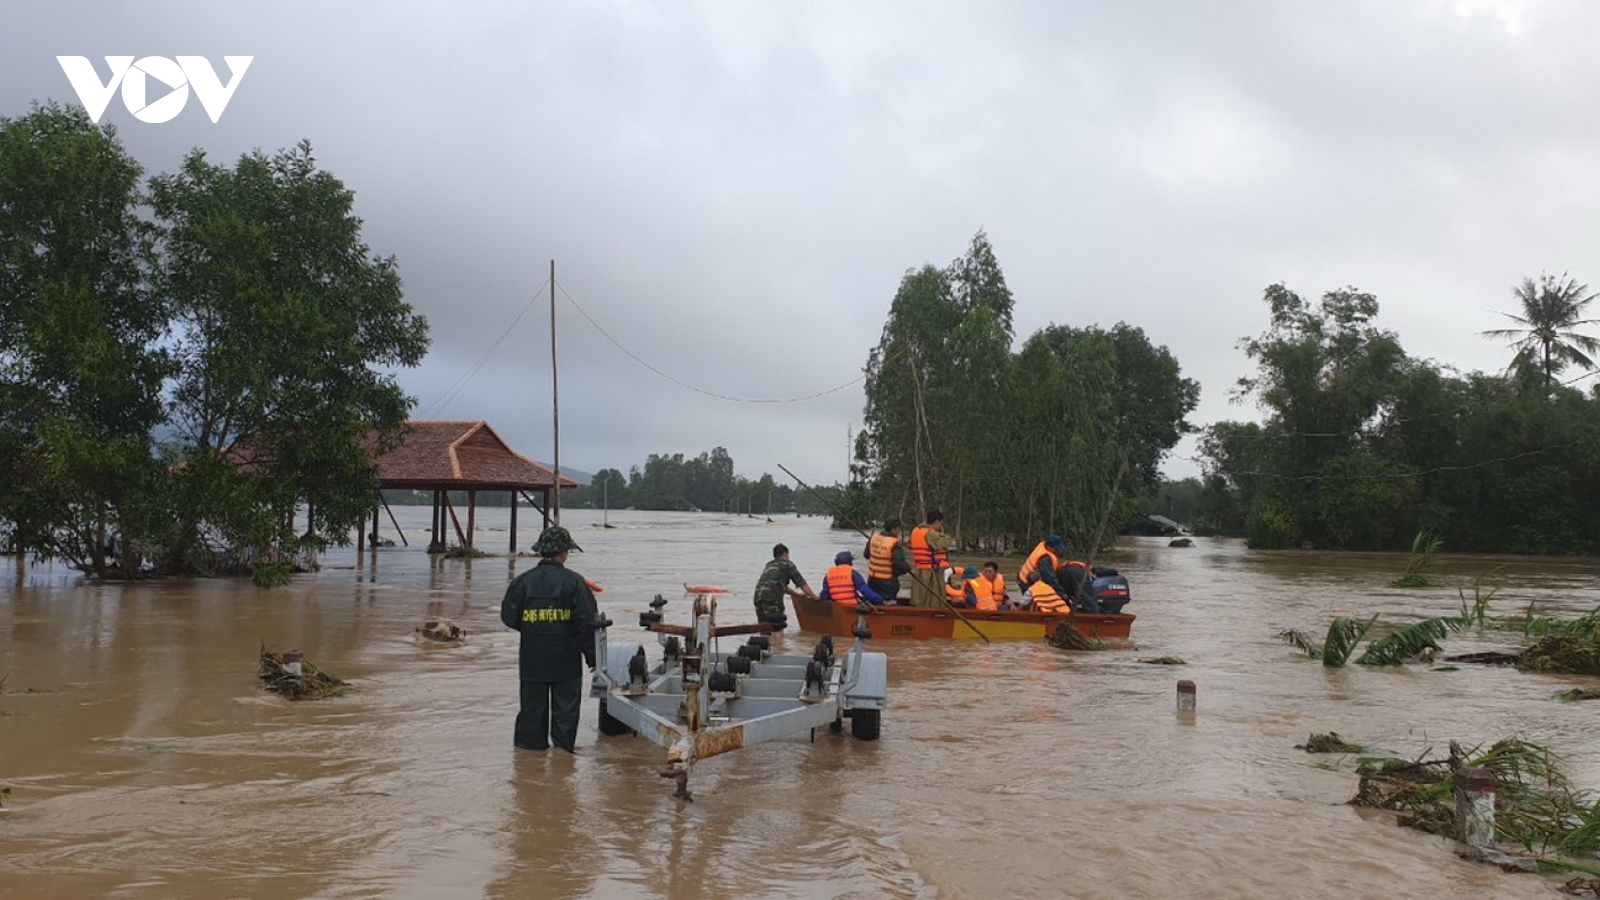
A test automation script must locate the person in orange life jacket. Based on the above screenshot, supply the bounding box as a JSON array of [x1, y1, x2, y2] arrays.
[[1017, 533, 1101, 613], [1026, 579, 1072, 614], [819, 550, 886, 606], [944, 565, 980, 607], [908, 509, 953, 608], [969, 563, 1009, 611], [864, 517, 912, 604], [977, 560, 1010, 609]]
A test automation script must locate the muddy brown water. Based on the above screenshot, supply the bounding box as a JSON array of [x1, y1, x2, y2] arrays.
[[4, 508, 1600, 898]]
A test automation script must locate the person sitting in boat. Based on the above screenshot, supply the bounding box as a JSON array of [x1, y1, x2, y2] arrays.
[[966, 560, 1004, 608], [972, 563, 1007, 611], [820, 551, 886, 607], [944, 566, 979, 607]]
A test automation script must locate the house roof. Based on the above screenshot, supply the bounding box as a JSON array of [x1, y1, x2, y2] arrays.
[[373, 420, 576, 491]]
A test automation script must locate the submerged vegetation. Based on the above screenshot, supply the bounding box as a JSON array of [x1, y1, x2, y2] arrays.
[[258, 646, 347, 701], [1393, 531, 1444, 587], [0, 104, 429, 580], [1279, 613, 1467, 668], [1351, 738, 1600, 862]]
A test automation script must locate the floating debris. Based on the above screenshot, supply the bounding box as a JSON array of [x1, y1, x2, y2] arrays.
[[439, 545, 489, 559], [1298, 732, 1364, 753], [1350, 738, 1600, 860], [1520, 634, 1600, 677], [258, 645, 346, 700], [1168, 538, 1194, 548], [1442, 651, 1521, 666], [1561, 876, 1600, 896], [1556, 688, 1600, 703], [1140, 656, 1186, 665], [1045, 622, 1106, 651], [416, 618, 467, 644]]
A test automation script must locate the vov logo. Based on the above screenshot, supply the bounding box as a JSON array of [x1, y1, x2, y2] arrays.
[[56, 56, 253, 124]]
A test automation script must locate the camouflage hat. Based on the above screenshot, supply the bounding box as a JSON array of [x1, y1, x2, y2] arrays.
[[533, 525, 583, 555]]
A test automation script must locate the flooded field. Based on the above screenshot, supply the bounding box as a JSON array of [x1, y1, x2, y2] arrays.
[[4, 508, 1600, 898]]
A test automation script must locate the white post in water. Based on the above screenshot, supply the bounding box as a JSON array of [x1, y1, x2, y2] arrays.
[[1455, 767, 1496, 848], [1176, 679, 1196, 712]]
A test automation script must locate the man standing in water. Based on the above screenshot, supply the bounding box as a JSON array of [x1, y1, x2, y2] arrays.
[[501, 525, 599, 753], [751, 543, 816, 630]]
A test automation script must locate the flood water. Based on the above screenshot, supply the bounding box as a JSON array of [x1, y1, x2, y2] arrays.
[[4, 507, 1600, 899]]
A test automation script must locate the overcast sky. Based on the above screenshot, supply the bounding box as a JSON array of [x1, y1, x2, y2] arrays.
[[7, 1, 1599, 487]]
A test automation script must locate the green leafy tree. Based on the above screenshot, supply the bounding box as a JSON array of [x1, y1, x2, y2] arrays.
[[0, 103, 171, 575], [1210, 284, 1409, 548], [1482, 273, 1600, 388], [146, 141, 428, 573]]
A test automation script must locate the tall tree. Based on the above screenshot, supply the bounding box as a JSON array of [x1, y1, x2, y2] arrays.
[[1482, 273, 1600, 388], [1206, 284, 1408, 548], [147, 141, 428, 573], [0, 103, 171, 575]]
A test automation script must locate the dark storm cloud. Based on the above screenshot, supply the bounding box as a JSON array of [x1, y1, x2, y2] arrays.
[[7, 0, 1597, 483]]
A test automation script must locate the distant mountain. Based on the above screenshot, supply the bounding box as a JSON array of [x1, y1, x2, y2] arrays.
[[537, 464, 592, 486]]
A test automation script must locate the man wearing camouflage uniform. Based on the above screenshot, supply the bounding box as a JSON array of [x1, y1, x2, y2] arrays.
[[750, 543, 816, 630], [501, 525, 599, 753]]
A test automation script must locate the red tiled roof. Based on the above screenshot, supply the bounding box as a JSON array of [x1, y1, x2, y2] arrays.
[[373, 421, 576, 490]]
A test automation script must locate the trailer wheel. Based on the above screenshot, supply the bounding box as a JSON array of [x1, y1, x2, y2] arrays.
[[850, 708, 881, 742], [598, 700, 632, 736]]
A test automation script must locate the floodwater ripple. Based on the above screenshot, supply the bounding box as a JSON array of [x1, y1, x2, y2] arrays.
[[2, 508, 1599, 898]]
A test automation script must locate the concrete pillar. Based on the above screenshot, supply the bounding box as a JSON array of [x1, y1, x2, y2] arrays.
[[1176, 679, 1196, 712], [1455, 767, 1496, 848]]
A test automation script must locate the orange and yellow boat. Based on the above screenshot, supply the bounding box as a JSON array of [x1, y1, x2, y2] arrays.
[[790, 594, 1134, 641]]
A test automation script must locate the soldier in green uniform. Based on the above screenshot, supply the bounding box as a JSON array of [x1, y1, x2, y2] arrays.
[[500, 525, 599, 753], [750, 543, 816, 630]]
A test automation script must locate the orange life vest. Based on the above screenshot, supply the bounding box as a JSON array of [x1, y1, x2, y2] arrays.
[[971, 574, 999, 611], [825, 564, 860, 606], [1018, 543, 1061, 585], [909, 525, 948, 570], [867, 533, 899, 581], [1028, 580, 1071, 614], [944, 579, 969, 604], [981, 572, 1007, 602]]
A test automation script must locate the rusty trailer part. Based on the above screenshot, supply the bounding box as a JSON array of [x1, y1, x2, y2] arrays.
[[590, 588, 888, 800]]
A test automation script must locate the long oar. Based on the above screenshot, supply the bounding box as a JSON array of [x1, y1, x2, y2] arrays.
[[778, 463, 991, 644]]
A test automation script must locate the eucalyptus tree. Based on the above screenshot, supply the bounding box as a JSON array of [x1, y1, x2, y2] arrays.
[[1482, 272, 1600, 388], [147, 141, 428, 573], [0, 103, 171, 575]]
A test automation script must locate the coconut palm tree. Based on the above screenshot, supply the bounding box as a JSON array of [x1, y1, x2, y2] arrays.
[[1482, 273, 1600, 387]]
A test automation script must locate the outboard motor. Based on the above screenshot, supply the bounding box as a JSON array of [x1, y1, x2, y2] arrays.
[[1084, 566, 1131, 615]]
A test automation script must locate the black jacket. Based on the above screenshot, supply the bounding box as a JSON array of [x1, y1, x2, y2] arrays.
[[501, 558, 599, 682]]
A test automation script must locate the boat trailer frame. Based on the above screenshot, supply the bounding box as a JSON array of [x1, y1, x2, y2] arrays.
[[589, 589, 888, 800]]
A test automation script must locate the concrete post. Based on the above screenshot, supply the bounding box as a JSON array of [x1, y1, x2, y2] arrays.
[[1455, 767, 1496, 848], [1176, 680, 1196, 712]]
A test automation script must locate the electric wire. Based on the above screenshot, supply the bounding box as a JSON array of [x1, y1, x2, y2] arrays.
[[414, 277, 550, 418], [557, 282, 864, 403]]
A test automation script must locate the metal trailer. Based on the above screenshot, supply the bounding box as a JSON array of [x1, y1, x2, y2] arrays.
[[589, 588, 888, 800]]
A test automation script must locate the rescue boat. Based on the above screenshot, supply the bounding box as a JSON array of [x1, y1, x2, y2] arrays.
[[790, 594, 1134, 641]]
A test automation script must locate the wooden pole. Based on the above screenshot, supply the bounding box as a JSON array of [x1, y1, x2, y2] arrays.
[[467, 489, 477, 548], [550, 259, 561, 526], [509, 490, 519, 554]]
